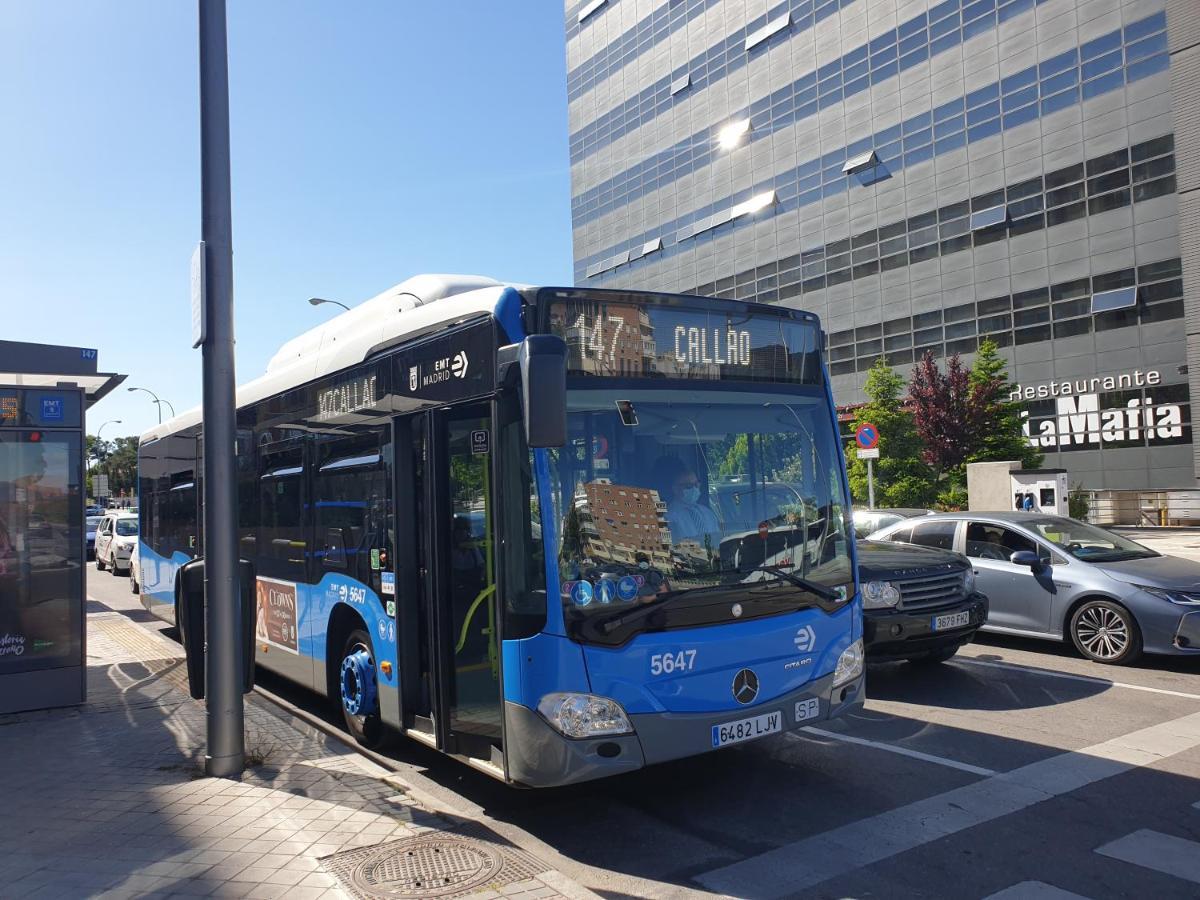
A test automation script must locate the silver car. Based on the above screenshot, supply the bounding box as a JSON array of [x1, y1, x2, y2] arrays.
[[867, 511, 1200, 665]]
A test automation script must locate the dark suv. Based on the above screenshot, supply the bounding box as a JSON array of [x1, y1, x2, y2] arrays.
[[856, 540, 988, 663]]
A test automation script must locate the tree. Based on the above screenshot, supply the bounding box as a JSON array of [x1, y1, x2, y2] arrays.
[[966, 340, 1042, 469], [96, 435, 139, 497], [908, 350, 972, 479], [559, 502, 583, 566], [846, 358, 935, 507]]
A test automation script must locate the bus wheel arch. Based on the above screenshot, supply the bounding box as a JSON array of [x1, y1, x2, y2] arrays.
[[326, 607, 387, 749]]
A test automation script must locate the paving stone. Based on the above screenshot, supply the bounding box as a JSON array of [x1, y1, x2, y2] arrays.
[[0, 606, 570, 900]]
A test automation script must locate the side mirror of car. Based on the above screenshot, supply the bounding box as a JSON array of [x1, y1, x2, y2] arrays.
[[1009, 550, 1040, 567]]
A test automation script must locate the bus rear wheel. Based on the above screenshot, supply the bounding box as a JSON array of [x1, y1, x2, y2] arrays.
[[337, 629, 386, 750]]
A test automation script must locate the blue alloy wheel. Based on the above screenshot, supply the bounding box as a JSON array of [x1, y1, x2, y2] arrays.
[[337, 629, 386, 749], [341, 648, 378, 717]]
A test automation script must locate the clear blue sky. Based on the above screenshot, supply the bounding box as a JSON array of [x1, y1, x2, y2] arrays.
[[0, 2, 573, 439]]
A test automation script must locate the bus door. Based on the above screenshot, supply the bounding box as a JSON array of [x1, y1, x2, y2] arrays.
[[394, 402, 503, 764]]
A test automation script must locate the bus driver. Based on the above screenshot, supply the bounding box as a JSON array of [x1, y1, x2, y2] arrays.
[[653, 456, 720, 544]]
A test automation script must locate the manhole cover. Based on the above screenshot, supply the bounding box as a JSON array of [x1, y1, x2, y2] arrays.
[[323, 826, 548, 900], [348, 838, 504, 897]]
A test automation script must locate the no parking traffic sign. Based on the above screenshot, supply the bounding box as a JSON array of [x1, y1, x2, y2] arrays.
[[855, 422, 880, 458]]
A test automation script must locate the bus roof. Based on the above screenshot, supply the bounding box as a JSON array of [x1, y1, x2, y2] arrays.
[[140, 273, 525, 444]]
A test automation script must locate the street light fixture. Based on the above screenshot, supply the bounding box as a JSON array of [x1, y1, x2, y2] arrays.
[[91, 419, 121, 503], [127, 386, 175, 424], [308, 296, 350, 312], [95, 419, 122, 442]]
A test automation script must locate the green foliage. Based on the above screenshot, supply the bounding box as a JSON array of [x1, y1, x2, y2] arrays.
[[846, 358, 936, 507], [717, 435, 748, 477], [559, 502, 583, 564], [91, 435, 139, 498], [1068, 483, 1090, 520], [966, 340, 1042, 469], [935, 483, 969, 511]]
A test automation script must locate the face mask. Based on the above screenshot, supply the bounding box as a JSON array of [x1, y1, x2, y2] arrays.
[[681, 486, 701, 504]]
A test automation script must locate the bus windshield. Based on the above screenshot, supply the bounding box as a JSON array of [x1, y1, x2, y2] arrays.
[[545, 386, 853, 644]]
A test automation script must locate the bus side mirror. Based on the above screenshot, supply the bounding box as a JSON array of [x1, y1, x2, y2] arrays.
[[519, 335, 567, 448], [176, 557, 258, 700]]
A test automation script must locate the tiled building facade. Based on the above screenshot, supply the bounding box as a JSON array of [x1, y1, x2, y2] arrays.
[[564, 0, 1200, 491]]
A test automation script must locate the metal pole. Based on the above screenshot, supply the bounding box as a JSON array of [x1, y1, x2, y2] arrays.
[[867, 458, 875, 510], [199, 0, 243, 778]]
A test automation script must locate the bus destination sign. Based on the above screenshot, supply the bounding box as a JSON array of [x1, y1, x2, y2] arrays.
[[545, 293, 820, 384]]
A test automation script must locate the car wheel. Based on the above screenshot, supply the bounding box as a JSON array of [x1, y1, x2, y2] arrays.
[[336, 628, 386, 750], [1069, 600, 1142, 665], [130, 569, 139, 594], [96, 553, 106, 572], [909, 646, 959, 665]]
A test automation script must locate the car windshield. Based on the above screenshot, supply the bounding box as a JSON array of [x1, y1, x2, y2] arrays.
[[1026, 517, 1157, 562], [86, 516, 102, 528], [853, 511, 905, 538], [544, 387, 853, 637], [115, 519, 138, 537]]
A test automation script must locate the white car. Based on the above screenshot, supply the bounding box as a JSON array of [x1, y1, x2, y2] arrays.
[[129, 540, 141, 594], [95, 512, 138, 575]]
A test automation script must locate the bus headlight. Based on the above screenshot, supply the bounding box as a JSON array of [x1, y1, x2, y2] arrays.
[[861, 580, 901, 609], [537, 692, 633, 739], [832, 639, 864, 687]]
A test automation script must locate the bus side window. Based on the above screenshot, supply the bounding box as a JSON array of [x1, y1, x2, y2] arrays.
[[314, 431, 391, 594], [236, 428, 257, 560], [258, 443, 306, 582]]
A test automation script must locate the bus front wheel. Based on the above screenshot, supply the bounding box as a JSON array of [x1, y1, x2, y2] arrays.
[[337, 629, 385, 750]]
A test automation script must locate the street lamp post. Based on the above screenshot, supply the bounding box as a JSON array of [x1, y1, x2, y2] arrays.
[[127, 386, 175, 424], [199, 0, 244, 778], [92, 419, 121, 503], [308, 296, 350, 312]]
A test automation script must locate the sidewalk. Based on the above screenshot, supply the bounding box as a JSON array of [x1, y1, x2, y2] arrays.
[[0, 605, 587, 900]]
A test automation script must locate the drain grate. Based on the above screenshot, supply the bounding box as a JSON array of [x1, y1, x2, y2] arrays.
[[322, 827, 547, 899]]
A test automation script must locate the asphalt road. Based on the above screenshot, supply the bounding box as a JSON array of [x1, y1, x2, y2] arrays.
[[88, 564, 1200, 900]]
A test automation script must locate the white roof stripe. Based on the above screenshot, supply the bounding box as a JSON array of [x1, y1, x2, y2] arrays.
[[140, 274, 520, 444]]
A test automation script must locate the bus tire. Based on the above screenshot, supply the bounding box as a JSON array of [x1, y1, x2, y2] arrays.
[[337, 628, 386, 750]]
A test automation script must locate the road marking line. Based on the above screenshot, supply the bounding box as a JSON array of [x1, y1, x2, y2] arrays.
[[799, 726, 997, 777], [953, 657, 1200, 701], [983, 882, 1093, 899], [696, 711, 1200, 899], [1096, 829, 1200, 885]]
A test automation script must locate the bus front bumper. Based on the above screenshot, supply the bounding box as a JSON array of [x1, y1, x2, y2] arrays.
[[504, 669, 864, 788]]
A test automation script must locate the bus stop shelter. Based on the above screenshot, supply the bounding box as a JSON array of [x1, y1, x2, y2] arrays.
[[0, 339, 124, 714]]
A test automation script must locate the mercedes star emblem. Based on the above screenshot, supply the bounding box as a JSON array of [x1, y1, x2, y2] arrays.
[[732, 668, 759, 705]]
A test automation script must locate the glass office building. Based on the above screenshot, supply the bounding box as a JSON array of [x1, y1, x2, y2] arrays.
[[564, 0, 1200, 491]]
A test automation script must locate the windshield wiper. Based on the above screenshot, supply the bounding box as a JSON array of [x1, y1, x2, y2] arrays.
[[737, 565, 840, 602], [593, 568, 838, 636], [596, 590, 691, 635]]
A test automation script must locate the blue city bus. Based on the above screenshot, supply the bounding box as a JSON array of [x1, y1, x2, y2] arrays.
[[136, 274, 863, 786]]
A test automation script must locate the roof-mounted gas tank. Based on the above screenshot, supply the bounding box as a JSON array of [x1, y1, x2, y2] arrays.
[[264, 273, 504, 376]]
